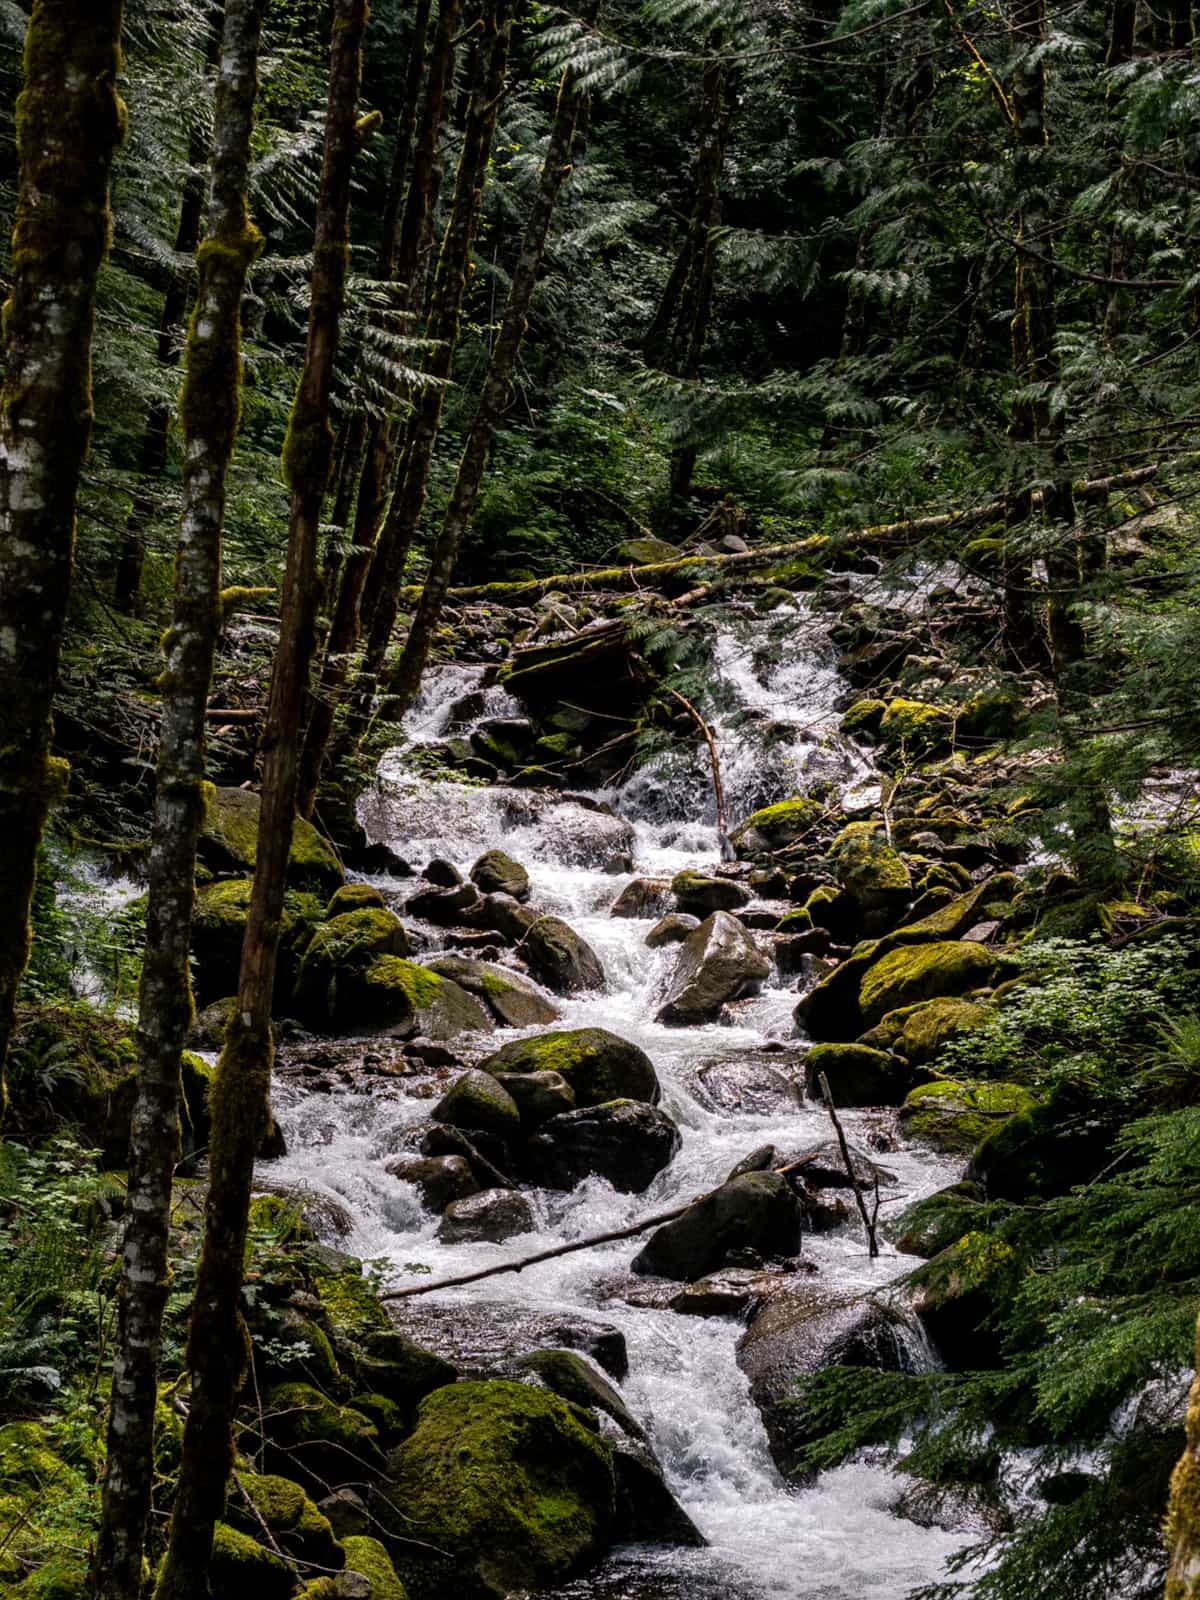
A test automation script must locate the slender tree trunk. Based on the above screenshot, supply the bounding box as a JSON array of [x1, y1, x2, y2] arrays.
[[93, 7, 265, 1595], [153, 7, 367, 1594], [0, 0, 126, 1121], [1166, 1324, 1200, 1600], [112, 19, 222, 616], [379, 0, 434, 280], [331, 0, 514, 768], [298, 0, 462, 817], [377, 59, 586, 725]]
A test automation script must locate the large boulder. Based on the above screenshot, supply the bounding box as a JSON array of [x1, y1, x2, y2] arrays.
[[514, 1348, 644, 1440], [292, 908, 411, 1027], [911, 1231, 1022, 1368], [730, 798, 825, 856], [227, 1470, 344, 1571], [437, 1188, 534, 1244], [386, 1153, 478, 1213], [858, 941, 996, 1028], [631, 1172, 801, 1281], [354, 959, 495, 1040], [670, 870, 750, 916], [528, 1100, 681, 1193], [968, 1082, 1121, 1201], [520, 915, 605, 993], [198, 784, 343, 896], [340, 1536, 408, 1600], [830, 821, 912, 912], [493, 1069, 577, 1128], [898, 1079, 1036, 1155], [657, 911, 770, 1025], [611, 878, 672, 920], [422, 955, 559, 1028], [378, 1380, 615, 1597], [261, 1383, 383, 1490], [803, 1042, 909, 1107], [433, 1069, 522, 1140], [645, 912, 699, 948], [191, 878, 322, 1007], [736, 1287, 924, 1476], [896, 996, 989, 1064], [480, 1028, 660, 1107], [470, 849, 530, 901], [405, 882, 480, 925]]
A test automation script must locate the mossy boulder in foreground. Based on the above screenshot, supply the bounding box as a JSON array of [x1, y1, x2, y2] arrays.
[[730, 796, 825, 855], [898, 1079, 1037, 1155], [354, 957, 495, 1040], [378, 1379, 615, 1598], [479, 1027, 660, 1106], [858, 940, 995, 1027], [292, 906, 411, 1026], [198, 783, 344, 895]]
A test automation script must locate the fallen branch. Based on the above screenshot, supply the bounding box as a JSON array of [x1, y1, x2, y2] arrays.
[[666, 686, 730, 851], [817, 1071, 879, 1258]]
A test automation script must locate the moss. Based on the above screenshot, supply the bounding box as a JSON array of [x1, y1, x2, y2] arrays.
[[839, 698, 887, 739], [325, 883, 386, 917], [885, 1182, 1001, 1258], [9, 1559, 89, 1600], [858, 940, 996, 1027], [364, 956, 442, 1008], [199, 786, 343, 895], [231, 1470, 344, 1570], [248, 1192, 317, 1245], [382, 1380, 615, 1598], [191, 876, 324, 1006], [262, 1382, 383, 1483], [729, 796, 825, 853], [293, 908, 410, 1024], [479, 1027, 658, 1106], [898, 997, 989, 1064], [878, 698, 955, 754], [775, 906, 813, 932], [804, 1041, 908, 1107], [313, 1265, 390, 1339], [830, 821, 912, 903], [342, 1535, 408, 1600], [208, 1522, 295, 1600], [898, 1079, 1037, 1154]]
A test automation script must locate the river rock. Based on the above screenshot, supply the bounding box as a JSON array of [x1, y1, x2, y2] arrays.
[[424, 858, 463, 887], [858, 940, 996, 1027], [803, 1041, 910, 1107], [377, 1380, 615, 1598], [471, 848, 530, 901], [292, 907, 411, 1027], [401, 1301, 629, 1380], [421, 1125, 512, 1189], [326, 883, 387, 916], [422, 954, 560, 1027], [631, 1172, 801, 1281], [198, 784, 344, 896], [898, 1079, 1036, 1155], [611, 877, 672, 919], [669, 1268, 791, 1318], [670, 869, 751, 915], [645, 912, 700, 948], [261, 1382, 384, 1490], [527, 1100, 681, 1193], [492, 1068, 576, 1128], [520, 914, 605, 992], [356, 959, 495, 1040], [514, 1348, 645, 1441], [657, 911, 770, 1024], [433, 1069, 522, 1140], [609, 1426, 708, 1548], [736, 1288, 927, 1476], [786, 1139, 896, 1191], [480, 1027, 660, 1106], [385, 1153, 479, 1213], [405, 881, 481, 925], [910, 1231, 1021, 1368], [436, 1188, 534, 1244], [729, 797, 826, 856], [191, 878, 321, 1008]]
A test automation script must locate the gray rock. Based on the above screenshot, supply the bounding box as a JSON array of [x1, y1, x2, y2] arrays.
[[471, 848, 530, 901], [421, 1124, 512, 1189], [631, 1172, 801, 1281], [611, 1431, 708, 1548], [493, 1069, 576, 1128], [520, 914, 605, 993], [437, 1187, 534, 1244], [385, 1153, 479, 1213], [405, 882, 480, 924], [317, 1487, 370, 1539], [671, 870, 752, 916], [610, 877, 672, 919], [644, 912, 699, 949], [423, 954, 560, 1028], [656, 911, 770, 1024], [528, 1100, 680, 1194]]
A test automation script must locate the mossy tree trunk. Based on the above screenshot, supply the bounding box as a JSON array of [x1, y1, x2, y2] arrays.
[[93, 6, 266, 1595], [1166, 1324, 1200, 1600], [377, 55, 589, 726], [330, 0, 515, 770], [153, 6, 368, 1595], [298, 0, 461, 818], [0, 0, 127, 1121]]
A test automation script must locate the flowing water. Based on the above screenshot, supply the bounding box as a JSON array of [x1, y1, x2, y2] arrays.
[[269, 600, 974, 1599]]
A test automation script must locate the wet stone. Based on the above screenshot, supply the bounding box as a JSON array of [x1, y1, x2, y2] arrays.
[[424, 858, 464, 887], [644, 912, 700, 949], [436, 1187, 534, 1244], [385, 1154, 478, 1213]]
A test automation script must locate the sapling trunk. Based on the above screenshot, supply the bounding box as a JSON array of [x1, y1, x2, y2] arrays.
[[153, 5, 368, 1594], [93, 5, 266, 1594], [0, 0, 127, 1120]]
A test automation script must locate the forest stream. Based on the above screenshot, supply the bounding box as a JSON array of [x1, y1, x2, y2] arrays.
[[264, 591, 975, 1599]]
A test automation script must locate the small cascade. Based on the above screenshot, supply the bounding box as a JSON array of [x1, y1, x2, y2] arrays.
[[269, 598, 976, 1599]]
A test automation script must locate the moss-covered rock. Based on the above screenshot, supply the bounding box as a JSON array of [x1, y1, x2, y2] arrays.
[[515, 1348, 644, 1440], [355, 958, 495, 1040], [470, 848, 530, 901], [968, 1083, 1121, 1201], [292, 907, 411, 1027], [670, 870, 750, 915], [859, 940, 996, 1027], [897, 997, 989, 1065], [885, 1181, 1001, 1259], [326, 883, 387, 917], [379, 1379, 615, 1598], [9, 1560, 89, 1600], [802, 883, 859, 941], [479, 1028, 660, 1106], [492, 1069, 576, 1128], [878, 698, 954, 755], [730, 797, 825, 856], [229, 1470, 345, 1571], [207, 1522, 296, 1600], [262, 1382, 384, 1488], [199, 784, 344, 896], [423, 955, 560, 1028], [803, 1041, 909, 1107], [342, 1535, 408, 1600], [520, 915, 606, 994], [830, 822, 912, 908], [912, 1230, 1022, 1367], [839, 698, 887, 740], [356, 1328, 458, 1412], [191, 877, 322, 1007], [897, 1079, 1036, 1154], [775, 906, 813, 933], [433, 1069, 522, 1139]]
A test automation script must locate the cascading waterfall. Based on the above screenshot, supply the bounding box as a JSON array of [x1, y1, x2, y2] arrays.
[[268, 597, 978, 1600]]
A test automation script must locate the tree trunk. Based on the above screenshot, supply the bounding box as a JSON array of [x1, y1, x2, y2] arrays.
[[1166, 1323, 1200, 1600], [377, 57, 587, 725], [92, 7, 265, 1595], [153, 6, 367, 1595], [332, 0, 514, 768], [297, 0, 463, 818], [112, 17, 222, 616], [0, 0, 127, 1121]]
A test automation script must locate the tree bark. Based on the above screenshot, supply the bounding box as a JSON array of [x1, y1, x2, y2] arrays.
[[0, 0, 126, 1121], [93, 6, 265, 1595], [376, 57, 587, 726], [297, 0, 463, 817], [153, 5, 367, 1594], [1166, 1322, 1200, 1600], [331, 0, 514, 767]]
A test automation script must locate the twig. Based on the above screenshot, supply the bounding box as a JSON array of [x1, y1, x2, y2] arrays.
[[665, 686, 729, 846], [817, 1071, 879, 1258]]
